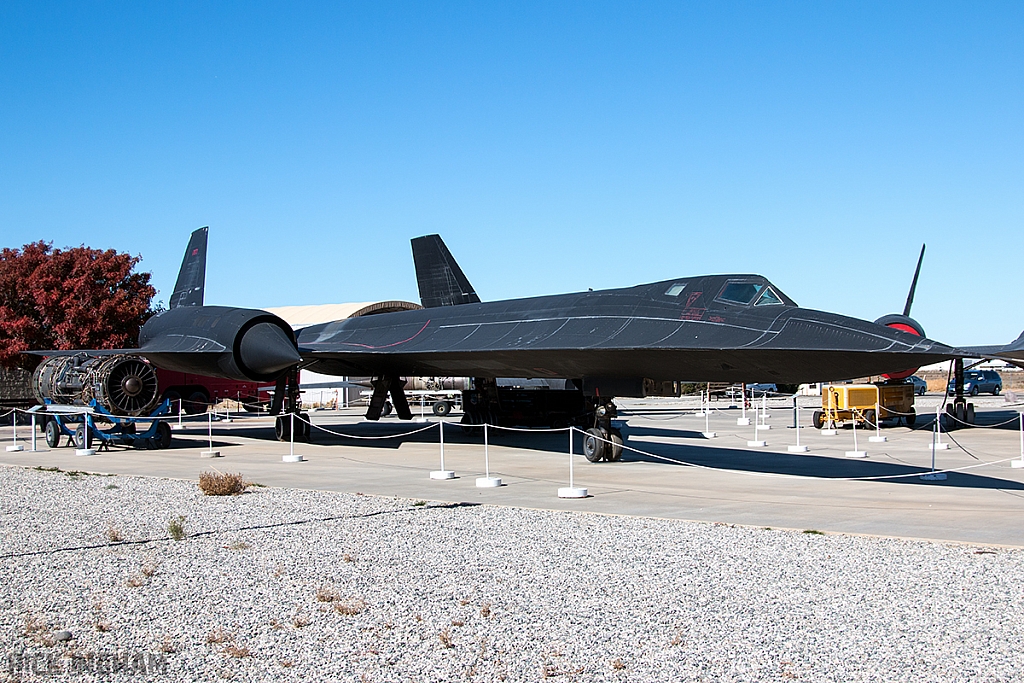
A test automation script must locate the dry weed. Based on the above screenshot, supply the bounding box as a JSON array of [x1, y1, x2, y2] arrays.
[[198, 471, 247, 496], [438, 628, 454, 649], [206, 627, 233, 644], [106, 526, 123, 542], [316, 587, 340, 603], [222, 644, 250, 658], [292, 614, 310, 628], [333, 598, 367, 616]]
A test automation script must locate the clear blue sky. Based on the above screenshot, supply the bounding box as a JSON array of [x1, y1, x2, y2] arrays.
[[2, 2, 1021, 345]]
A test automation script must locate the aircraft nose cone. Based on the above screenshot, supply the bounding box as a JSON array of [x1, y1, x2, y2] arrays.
[[239, 322, 301, 378]]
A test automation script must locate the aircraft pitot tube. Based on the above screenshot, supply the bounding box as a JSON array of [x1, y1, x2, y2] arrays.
[[137, 306, 300, 382], [32, 354, 160, 416]]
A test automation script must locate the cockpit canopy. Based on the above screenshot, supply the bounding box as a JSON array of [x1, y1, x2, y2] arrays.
[[657, 276, 795, 308]]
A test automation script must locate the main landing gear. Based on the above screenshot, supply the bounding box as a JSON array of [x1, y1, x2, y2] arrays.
[[946, 358, 975, 430], [582, 400, 624, 463], [270, 367, 311, 442]]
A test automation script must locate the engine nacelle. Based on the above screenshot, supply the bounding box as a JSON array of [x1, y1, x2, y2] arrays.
[[138, 306, 300, 382], [33, 354, 160, 416], [874, 314, 926, 380]]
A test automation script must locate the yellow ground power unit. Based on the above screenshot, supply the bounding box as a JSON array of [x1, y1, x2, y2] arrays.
[[812, 383, 916, 429]]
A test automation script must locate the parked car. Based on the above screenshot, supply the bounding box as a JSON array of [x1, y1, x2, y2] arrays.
[[946, 370, 1002, 396], [908, 375, 927, 396], [745, 383, 778, 397]]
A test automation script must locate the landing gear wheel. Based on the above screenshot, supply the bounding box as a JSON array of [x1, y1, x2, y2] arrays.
[[862, 409, 876, 429], [154, 422, 172, 449], [298, 413, 311, 442], [583, 427, 607, 463], [812, 410, 825, 430], [275, 415, 291, 441], [966, 403, 976, 425], [606, 430, 624, 462], [904, 408, 916, 427], [45, 419, 61, 448], [432, 401, 452, 417], [381, 401, 393, 417]]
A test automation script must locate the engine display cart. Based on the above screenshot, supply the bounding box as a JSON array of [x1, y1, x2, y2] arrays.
[[39, 399, 174, 450]]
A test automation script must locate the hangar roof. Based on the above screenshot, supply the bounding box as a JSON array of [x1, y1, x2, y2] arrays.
[[266, 301, 422, 329]]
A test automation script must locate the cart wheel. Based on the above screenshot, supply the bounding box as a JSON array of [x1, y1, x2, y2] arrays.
[[154, 422, 172, 449], [122, 421, 136, 435], [432, 401, 452, 417], [862, 409, 876, 428], [74, 425, 87, 449], [45, 419, 61, 448], [812, 410, 825, 429], [381, 401, 393, 417]]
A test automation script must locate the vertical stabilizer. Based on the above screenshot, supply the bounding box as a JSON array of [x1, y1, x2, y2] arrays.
[[169, 227, 208, 309], [411, 234, 481, 307]]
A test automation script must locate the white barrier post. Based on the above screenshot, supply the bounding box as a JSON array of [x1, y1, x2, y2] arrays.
[[747, 404, 766, 447], [702, 391, 716, 438], [760, 393, 770, 429], [30, 412, 39, 452], [788, 404, 808, 452], [201, 409, 221, 458], [558, 427, 588, 498], [737, 384, 750, 425], [282, 412, 304, 462], [869, 401, 887, 443], [172, 399, 184, 430], [1012, 412, 1024, 468], [921, 406, 948, 480], [430, 420, 454, 479], [7, 410, 24, 452], [845, 409, 866, 457], [476, 423, 502, 487], [75, 410, 95, 456]]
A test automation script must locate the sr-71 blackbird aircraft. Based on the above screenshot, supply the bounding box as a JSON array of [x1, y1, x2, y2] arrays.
[[35, 232, 1021, 461]]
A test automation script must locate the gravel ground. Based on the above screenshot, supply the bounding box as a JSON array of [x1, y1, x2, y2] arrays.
[[1, 465, 1023, 682]]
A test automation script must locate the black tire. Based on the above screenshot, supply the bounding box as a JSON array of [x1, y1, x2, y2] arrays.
[[154, 422, 172, 449], [969, 386, 979, 397], [994, 386, 1001, 396], [381, 401, 393, 417], [966, 404, 976, 425], [862, 409, 876, 428], [812, 410, 825, 430], [275, 415, 291, 441], [583, 427, 607, 462], [606, 430, 624, 462], [905, 408, 916, 426], [432, 401, 452, 417], [74, 424, 88, 449], [186, 391, 209, 415], [122, 421, 136, 435], [243, 398, 263, 413], [163, 390, 182, 416], [45, 419, 61, 448], [299, 413, 311, 442]]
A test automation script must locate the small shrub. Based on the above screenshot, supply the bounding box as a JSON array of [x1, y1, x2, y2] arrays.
[[159, 636, 176, 653], [451, 620, 464, 627], [279, 659, 294, 667], [94, 621, 111, 632], [342, 553, 355, 563], [141, 563, 158, 577], [126, 575, 146, 588], [225, 541, 250, 551], [222, 644, 250, 658], [438, 628, 453, 649], [206, 627, 233, 644], [334, 599, 367, 616], [480, 603, 492, 618], [168, 516, 187, 541], [802, 529, 824, 536], [199, 472, 247, 496], [412, 500, 427, 507], [610, 658, 626, 670], [106, 526, 123, 543], [292, 614, 310, 628], [316, 587, 340, 603], [104, 484, 119, 490]]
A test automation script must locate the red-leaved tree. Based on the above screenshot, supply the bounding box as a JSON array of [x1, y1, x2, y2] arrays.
[[0, 242, 157, 369]]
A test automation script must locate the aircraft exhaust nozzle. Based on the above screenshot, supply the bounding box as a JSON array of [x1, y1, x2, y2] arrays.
[[239, 322, 302, 378]]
